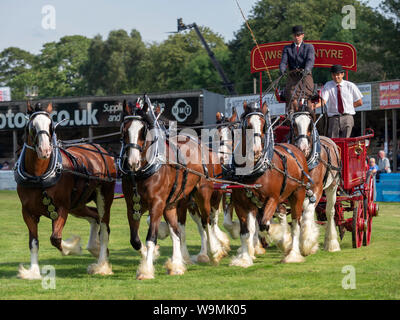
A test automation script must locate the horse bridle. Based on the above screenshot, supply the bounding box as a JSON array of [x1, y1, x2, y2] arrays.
[[25, 111, 55, 151], [241, 111, 268, 138], [120, 115, 149, 153], [290, 111, 313, 145]]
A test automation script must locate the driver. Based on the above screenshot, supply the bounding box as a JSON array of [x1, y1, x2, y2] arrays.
[[279, 25, 315, 114]]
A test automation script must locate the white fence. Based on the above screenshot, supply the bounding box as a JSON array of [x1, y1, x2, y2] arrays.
[[0, 170, 16, 190]]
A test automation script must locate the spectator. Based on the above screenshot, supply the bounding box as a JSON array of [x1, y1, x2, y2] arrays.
[[376, 150, 391, 181], [368, 158, 379, 175], [1, 161, 10, 170]]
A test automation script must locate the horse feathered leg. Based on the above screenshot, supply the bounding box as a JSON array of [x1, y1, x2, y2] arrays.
[[189, 209, 210, 264], [87, 187, 113, 275], [223, 200, 240, 239], [136, 202, 164, 280], [230, 205, 254, 268], [211, 207, 231, 255], [18, 212, 42, 280], [324, 184, 341, 252], [164, 207, 186, 276], [282, 194, 306, 263], [300, 197, 320, 256]]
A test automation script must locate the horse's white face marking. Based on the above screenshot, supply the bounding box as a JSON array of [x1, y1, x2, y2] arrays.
[[218, 127, 232, 164], [249, 115, 262, 158], [127, 120, 144, 171], [32, 114, 52, 159], [294, 114, 311, 157]]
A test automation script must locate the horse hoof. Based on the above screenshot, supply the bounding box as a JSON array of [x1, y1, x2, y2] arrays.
[[281, 252, 305, 263], [62, 236, 82, 256], [87, 247, 100, 258], [158, 222, 170, 240], [254, 245, 266, 256], [165, 259, 186, 276], [136, 262, 155, 280], [191, 254, 210, 264], [17, 264, 42, 280], [136, 273, 155, 280], [87, 261, 113, 275], [324, 241, 341, 252], [229, 254, 253, 268]]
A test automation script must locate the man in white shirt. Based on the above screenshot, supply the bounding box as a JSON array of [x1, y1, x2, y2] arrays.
[[317, 64, 363, 138]]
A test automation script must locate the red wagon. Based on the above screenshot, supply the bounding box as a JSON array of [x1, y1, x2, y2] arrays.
[[316, 129, 379, 248], [250, 40, 379, 248]]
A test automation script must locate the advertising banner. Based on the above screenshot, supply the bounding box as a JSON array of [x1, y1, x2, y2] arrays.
[[251, 40, 357, 73], [0, 87, 11, 102], [379, 81, 400, 109], [225, 94, 285, 117], [0, 95, 201, 131], [355, 84, 372, 111]]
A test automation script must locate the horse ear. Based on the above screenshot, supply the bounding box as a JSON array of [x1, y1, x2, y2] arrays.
[[142, 102, 149, 113], [155, 104, 161, 116], [123, 99, 131, 116], [45, 102, 53, 114], [230, 107, 238, 122], [261, 102, 268, 115], [216, 112, 222, 122], [27, 100, 33, 114], [243, 101, 248, 112]]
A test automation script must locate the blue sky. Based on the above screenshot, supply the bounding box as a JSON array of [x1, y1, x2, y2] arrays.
[[0, 0, 259, 54], [0, 0, 382, 54]]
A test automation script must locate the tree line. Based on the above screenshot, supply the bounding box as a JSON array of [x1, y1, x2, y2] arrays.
[[0, 0, 398, 100]]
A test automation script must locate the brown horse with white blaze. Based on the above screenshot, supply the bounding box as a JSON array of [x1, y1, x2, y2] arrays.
[[16, 101, 116, 280], [289, 109, 341, 254], [220, 101, 311, 266], [120, 98, 227, 280]]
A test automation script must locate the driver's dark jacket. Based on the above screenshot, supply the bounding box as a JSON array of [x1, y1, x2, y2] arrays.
[[279, 42, 315, 74]]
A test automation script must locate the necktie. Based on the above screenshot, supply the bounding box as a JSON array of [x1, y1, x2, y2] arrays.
[[337, 84, 344, 114], [296, 45, 299, 54]]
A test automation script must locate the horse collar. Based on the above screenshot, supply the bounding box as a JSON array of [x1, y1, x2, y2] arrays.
[[14, 143, 63, 189]]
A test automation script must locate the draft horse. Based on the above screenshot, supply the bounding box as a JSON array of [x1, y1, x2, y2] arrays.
[[119, 98, 228, 280], [288, 106, 342, 254], [16, 101, 116, 279], [220, 101, 311, 266], [149, 104, 230, 264]]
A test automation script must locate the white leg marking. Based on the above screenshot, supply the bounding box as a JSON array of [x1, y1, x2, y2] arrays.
[[300, 199, 320, 256], [189, 212, 210, 264], [18, 239, 42, 280], [324, 185, 341, 252], [86, 217, 100, 257], [137, 240, 155, 280], [282, 220, 305, 263], [87, 189, 113, 275], [165, 224, 186, 276], [61, 235, 82, 256], [230, 232, 253, 268], [211, 208, 230, 255]]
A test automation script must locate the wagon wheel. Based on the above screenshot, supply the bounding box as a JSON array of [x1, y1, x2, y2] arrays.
[[352, 200, 364, 248], [363, 172, 375, 246]]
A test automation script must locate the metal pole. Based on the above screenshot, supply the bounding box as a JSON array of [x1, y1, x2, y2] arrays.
[[384, 110, 388, 154], [393, 109, 397, 172], [260, 72, 263, 107], [191, 23, 237, 95], [361, 111, 366, 135], [13, 130, 17, 164]]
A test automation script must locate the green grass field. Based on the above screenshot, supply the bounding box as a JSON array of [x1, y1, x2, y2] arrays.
[[0, 190, 399, 300]]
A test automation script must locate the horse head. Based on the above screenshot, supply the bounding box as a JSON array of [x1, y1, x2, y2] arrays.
[[26, 101, 54, 159], [290, 111, 314, 158], [241, 101, 268, 161], [216, 108, 237, 165]]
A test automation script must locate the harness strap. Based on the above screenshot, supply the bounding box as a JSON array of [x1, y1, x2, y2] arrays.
[[273, 149, 288, 195], [276, 144, 314, 185]]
